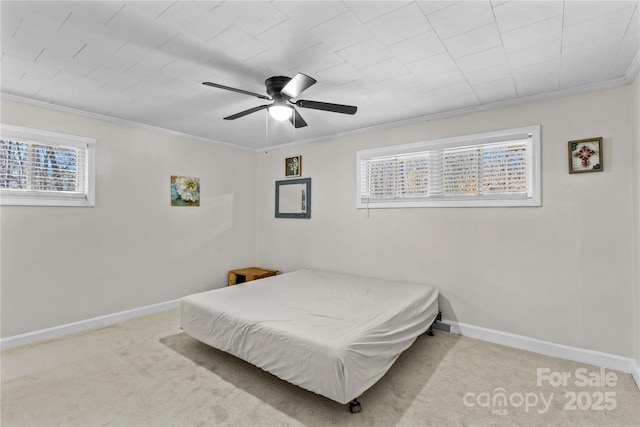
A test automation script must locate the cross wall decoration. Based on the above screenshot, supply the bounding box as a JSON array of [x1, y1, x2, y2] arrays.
[[568, 137, 603, 174]]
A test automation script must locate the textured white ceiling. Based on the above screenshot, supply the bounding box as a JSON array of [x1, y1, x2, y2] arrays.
[[1, 1, 639, 150]]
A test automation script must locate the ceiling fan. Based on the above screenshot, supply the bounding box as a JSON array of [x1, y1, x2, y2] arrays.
[[202, 73, 357, 128]]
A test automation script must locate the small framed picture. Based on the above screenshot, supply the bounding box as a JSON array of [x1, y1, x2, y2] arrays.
[[285, 156, 302, 177], [171, 175, 200, 206], [568, 137, 603, 174]]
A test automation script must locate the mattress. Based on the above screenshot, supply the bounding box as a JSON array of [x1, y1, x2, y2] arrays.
[[180, 268, 439, 404]]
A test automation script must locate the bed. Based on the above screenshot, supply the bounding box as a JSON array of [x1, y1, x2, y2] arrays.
[[180, 268, 439, 412]]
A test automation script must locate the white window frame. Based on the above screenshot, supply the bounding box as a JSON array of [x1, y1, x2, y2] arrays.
[[0, 124, 96, 207], [356, 125, 541, 208]]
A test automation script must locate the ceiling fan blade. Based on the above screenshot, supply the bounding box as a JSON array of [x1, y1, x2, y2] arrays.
[[281, 73, 317, 99], [289, 108, 308, 128], [224, 104, 269, 120], [295, 99, 357, 115], [203, 81, 271, 100]]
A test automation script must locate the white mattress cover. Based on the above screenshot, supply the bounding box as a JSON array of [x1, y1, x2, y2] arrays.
[[180, 269, 439, 404]]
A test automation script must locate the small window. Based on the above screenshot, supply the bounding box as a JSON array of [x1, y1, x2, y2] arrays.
[[357, 126, 540, 208], [0, 125, 95, 206]]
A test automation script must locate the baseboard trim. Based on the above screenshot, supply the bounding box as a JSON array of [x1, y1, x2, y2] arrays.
[[441, 320, 639, 384], [3, 305, 640, 392], [632, 359, 640, 392], [0, 299, 180, 351]]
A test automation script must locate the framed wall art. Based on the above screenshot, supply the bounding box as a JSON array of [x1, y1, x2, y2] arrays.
[[171, 175, 200, 206], [568, 137, 603, 174], [285, 156, 302, 177], [275, 178, 311, 219]]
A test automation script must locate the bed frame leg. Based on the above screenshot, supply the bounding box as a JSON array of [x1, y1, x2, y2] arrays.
[[349, 398, 362, 413], [426, 311, 442, 336]]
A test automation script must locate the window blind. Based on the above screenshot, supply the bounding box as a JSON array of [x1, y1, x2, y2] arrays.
[[357, 126, 540, 208], [0, 124, 95, 206], [1, 139, 87, 195]]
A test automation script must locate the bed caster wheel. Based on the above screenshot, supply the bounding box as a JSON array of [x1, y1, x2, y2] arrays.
[[349, 399, 361, 413]]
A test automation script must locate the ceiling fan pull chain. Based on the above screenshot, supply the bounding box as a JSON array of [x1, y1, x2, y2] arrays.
[[265, 110, 269, 154]]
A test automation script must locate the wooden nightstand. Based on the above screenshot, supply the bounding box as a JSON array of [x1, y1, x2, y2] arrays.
[[228, 267, 278, 286]]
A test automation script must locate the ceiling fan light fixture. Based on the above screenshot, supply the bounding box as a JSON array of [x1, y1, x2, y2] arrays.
[[203, 72, 357, 129], [268, 104, 293, 121]]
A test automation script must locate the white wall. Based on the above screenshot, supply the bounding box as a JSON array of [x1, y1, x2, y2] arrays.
[[3, 82, 637, 361], [633, 74, 640, 367], [0, 99, 257, 337], [257, 84, 636, 358]]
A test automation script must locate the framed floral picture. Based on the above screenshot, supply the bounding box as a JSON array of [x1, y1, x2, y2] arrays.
[[285, 156, 302, 177], [171, 176, 200, 206], [568, 137, 603, 174]]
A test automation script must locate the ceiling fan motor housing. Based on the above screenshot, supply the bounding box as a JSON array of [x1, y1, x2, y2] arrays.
[[265, 76, 292, 100]]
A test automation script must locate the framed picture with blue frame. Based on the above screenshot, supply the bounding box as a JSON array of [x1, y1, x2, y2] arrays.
[[275, 177, 311, 219]]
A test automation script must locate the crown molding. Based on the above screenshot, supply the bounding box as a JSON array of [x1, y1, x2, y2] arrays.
[[262, 75, 635, 152], [2, 71, 635, 155], [626, 50, 640, 84], [0, 93, 256, 153]]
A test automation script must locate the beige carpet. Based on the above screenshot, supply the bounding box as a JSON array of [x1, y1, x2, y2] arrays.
[[2, 309, 639, 426]]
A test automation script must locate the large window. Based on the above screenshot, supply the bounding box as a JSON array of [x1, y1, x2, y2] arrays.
[[0, 125, 95, 206], [357, 126, 540, 208]]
